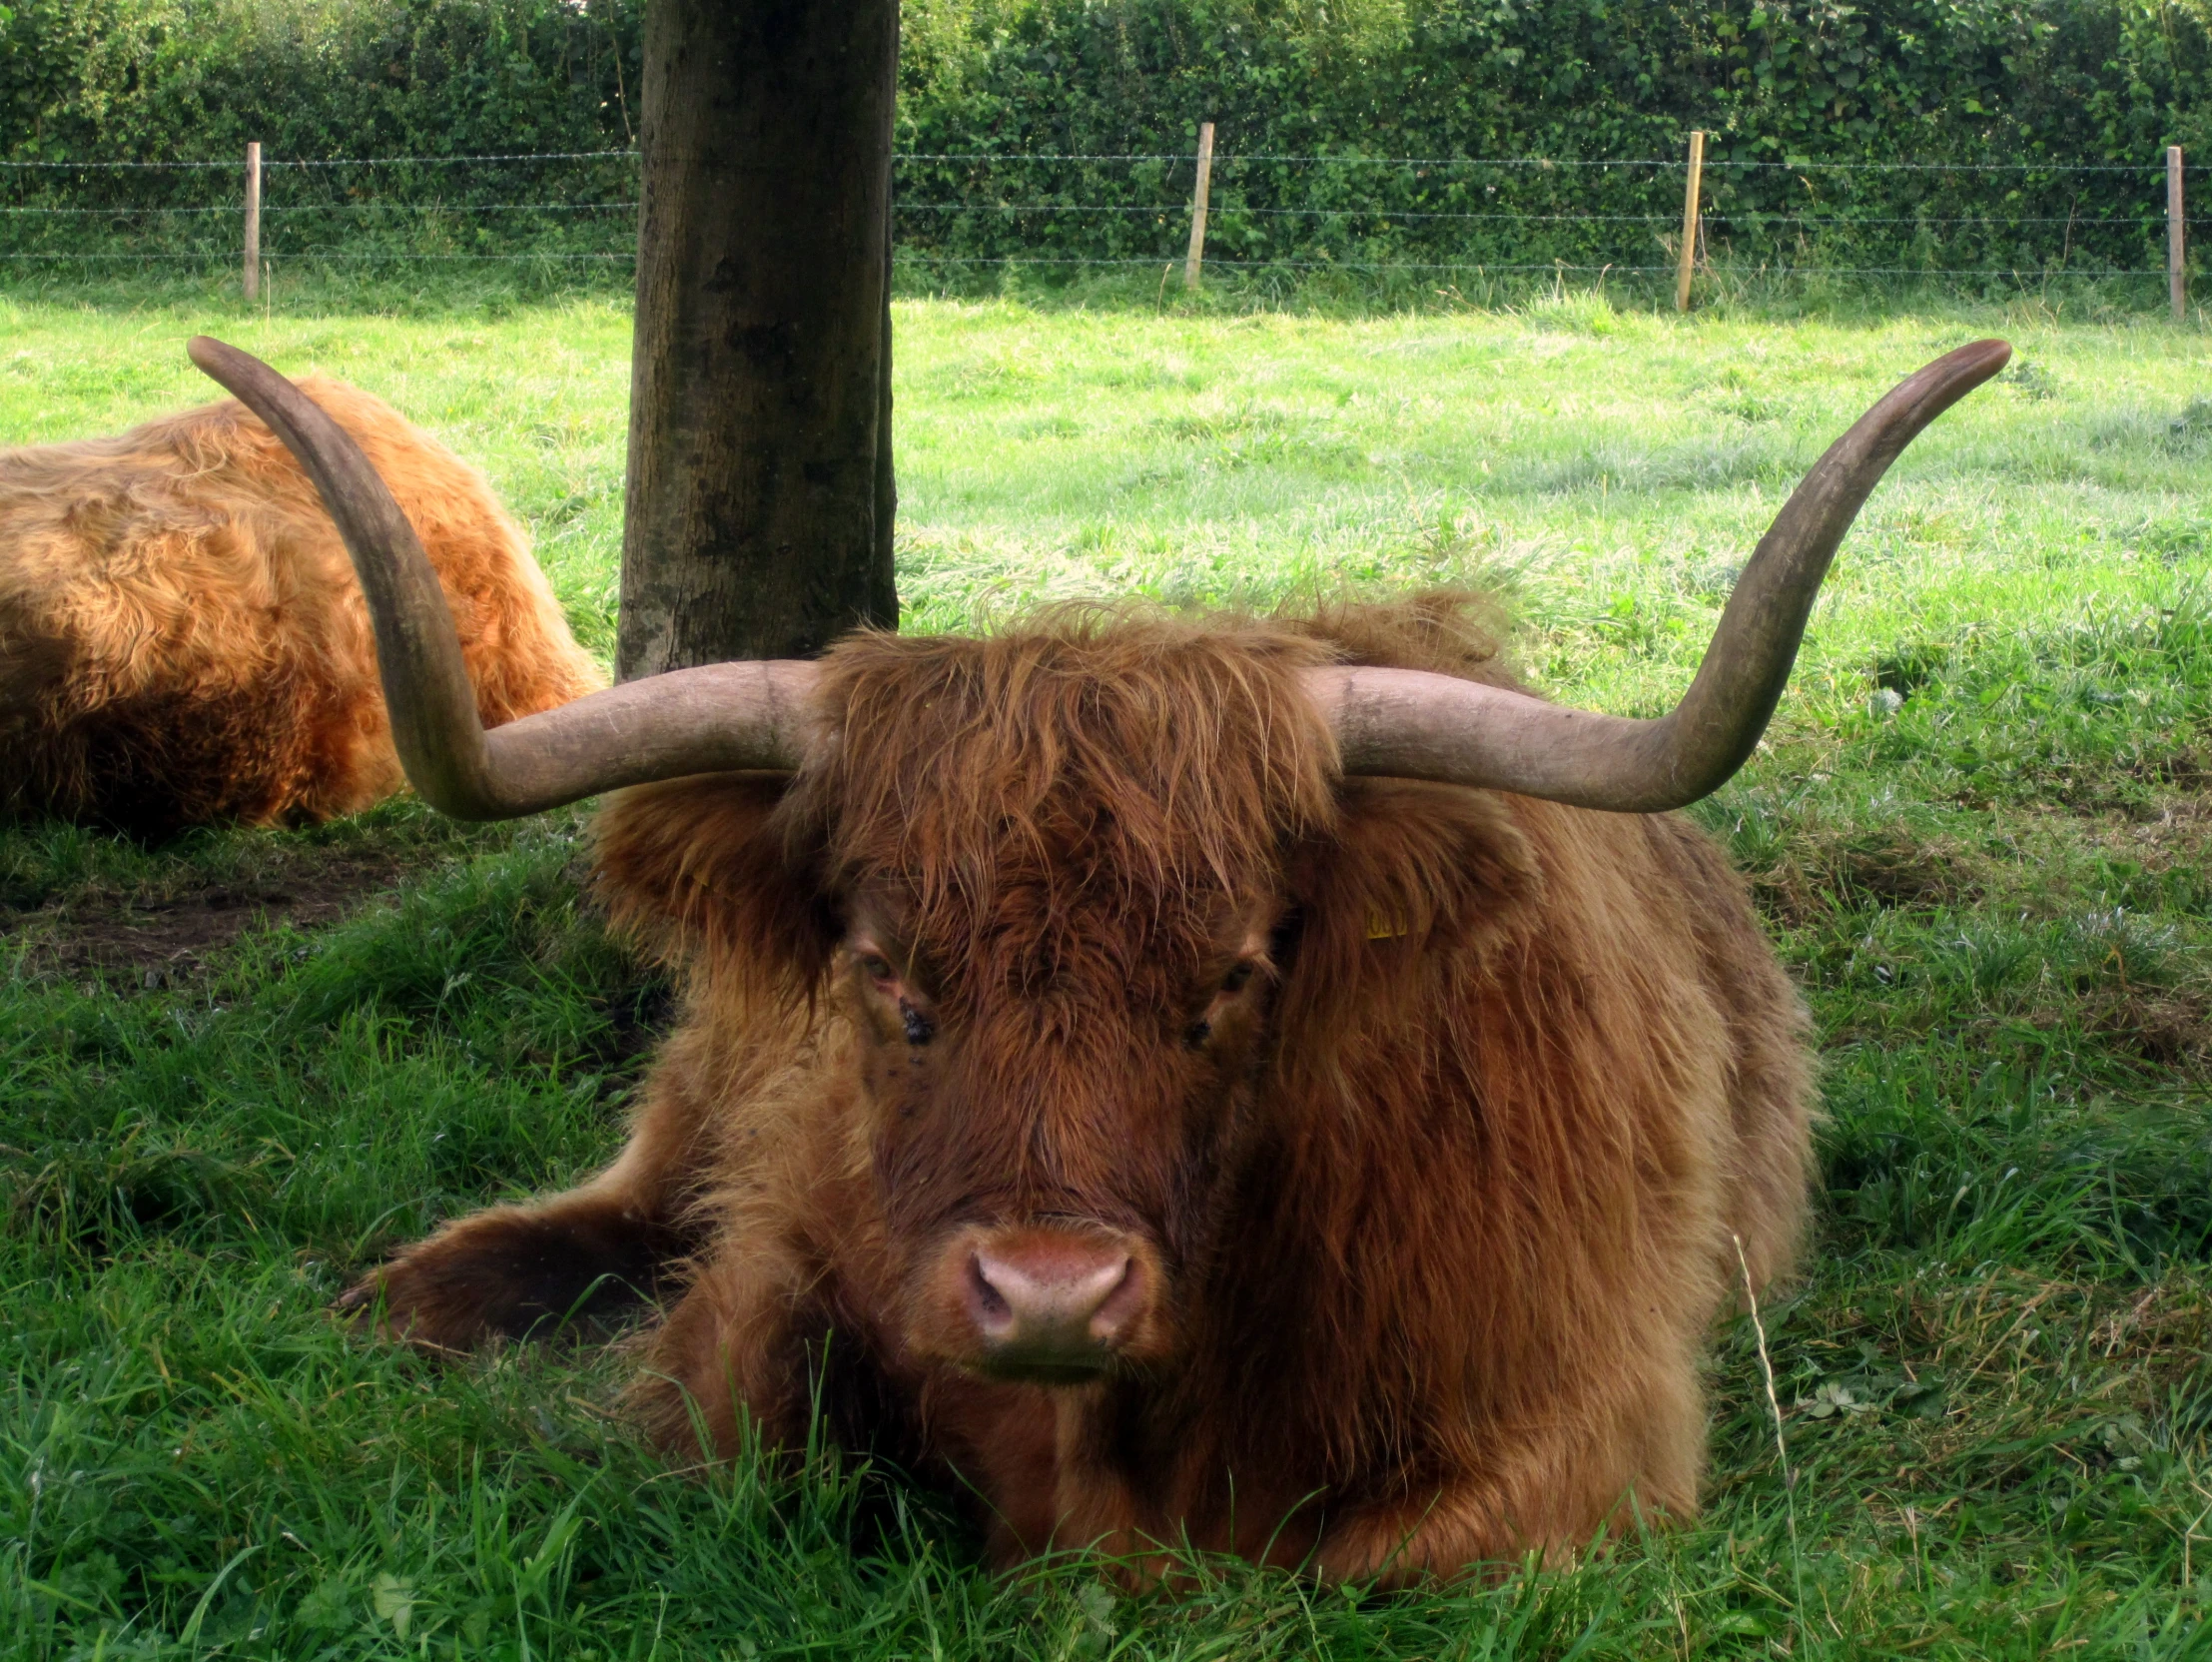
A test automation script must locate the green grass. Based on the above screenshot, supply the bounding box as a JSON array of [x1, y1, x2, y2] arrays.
[[5, 280, 2212, 1658]]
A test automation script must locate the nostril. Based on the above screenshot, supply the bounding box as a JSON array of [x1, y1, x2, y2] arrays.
[[967, 1252, 1014, 1334], [1089, 1255, 1142, 1339]]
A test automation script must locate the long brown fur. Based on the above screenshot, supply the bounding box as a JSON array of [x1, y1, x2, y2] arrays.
[[0, 377, 601, 833], [351, 593, 1814, 1584]]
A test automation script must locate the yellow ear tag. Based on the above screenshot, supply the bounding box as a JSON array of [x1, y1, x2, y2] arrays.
[[1366, 910, 1410, 941]]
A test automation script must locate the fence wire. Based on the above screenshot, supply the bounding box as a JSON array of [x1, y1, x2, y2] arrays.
[[0, 146, 2192, 289]]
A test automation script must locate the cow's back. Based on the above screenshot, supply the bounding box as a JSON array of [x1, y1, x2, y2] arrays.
[[0, 377, 600, 830]]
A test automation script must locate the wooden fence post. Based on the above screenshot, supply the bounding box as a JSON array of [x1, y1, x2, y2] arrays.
[[1184, 121, 1215, 291], [2170, 145, 2187, 323], [243, 141, 262, 302], [1676, 130, 1704, 314]]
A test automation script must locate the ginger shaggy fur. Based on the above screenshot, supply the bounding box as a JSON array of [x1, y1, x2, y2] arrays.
[[346, 592, 1814, 1584], [0, 376, 601, 832]]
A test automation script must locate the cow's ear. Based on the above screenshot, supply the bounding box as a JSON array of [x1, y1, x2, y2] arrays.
[[591, 772, 836, 998], [1278, 778, 1542, 1023]]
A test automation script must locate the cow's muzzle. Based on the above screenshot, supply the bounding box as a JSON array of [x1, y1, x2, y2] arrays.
[[925, 1224, 1158, 1382]]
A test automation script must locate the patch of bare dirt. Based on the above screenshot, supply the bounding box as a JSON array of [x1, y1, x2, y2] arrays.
[[1749, 823, 1983, 929], [8, 852, 432, 982], [2135, 744, 2212, 795], [2072, 795, 2212, 860], [2075, 986, 2212, 1069], [2053, 735, 2212, 818]]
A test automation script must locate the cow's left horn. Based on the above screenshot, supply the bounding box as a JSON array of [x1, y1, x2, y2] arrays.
[[1306, 338, 2009, 811], [188, 337, 813, 818]]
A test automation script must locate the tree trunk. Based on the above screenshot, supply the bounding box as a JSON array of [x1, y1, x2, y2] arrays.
[[617, 0, 900, 680]]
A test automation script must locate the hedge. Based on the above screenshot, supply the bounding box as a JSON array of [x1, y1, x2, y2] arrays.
[[896, 0, 2212, 279], [0, 0, 2203, 280], [0, 0, 642, 265]]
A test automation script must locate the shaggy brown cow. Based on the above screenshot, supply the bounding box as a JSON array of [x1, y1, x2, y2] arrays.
[[0, 376, 601, 833], [190, 334, 2007, 1583]]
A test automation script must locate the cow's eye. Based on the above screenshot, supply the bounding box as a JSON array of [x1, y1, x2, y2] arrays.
[[1220, 960, 1257, 995], [857, 953, 898, 986]]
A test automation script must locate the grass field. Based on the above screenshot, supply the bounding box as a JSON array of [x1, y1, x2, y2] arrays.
[[6, 285, 2212, 1659]]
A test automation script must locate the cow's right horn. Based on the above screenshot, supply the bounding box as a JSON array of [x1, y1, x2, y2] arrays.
[[188, 337, 814, 818], [1308, 339, 2009, 811]]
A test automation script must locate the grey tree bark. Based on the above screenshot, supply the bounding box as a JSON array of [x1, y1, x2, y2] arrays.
[[616, 0, 900, 679]]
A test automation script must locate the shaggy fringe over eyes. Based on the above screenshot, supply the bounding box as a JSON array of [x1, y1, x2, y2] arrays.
[[799, 604, 1348, 992], [590, 592, 1548, 1013]]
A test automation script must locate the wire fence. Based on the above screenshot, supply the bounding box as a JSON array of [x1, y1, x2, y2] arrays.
[[894, 147, 2195, 286], [0, 150, 639, 269], [0, 143, 2196, 297]]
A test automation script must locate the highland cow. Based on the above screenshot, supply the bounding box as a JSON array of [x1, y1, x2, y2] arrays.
[[0, 376, 601, 833], [189, 335, 2008, 1582]]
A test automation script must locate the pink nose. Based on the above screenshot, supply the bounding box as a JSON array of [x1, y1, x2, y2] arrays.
[[966, 1234, 1144, 1376]]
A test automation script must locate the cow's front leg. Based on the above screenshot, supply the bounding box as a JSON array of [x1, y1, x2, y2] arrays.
[[341, 1069, 716, 1351], [629, 1219, 1067, 1561], [627, 1227, 832, 1457]]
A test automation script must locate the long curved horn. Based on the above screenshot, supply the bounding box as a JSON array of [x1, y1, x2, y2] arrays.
[[1307, 338, 2009, 811], [188, 337, 812, 818]]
